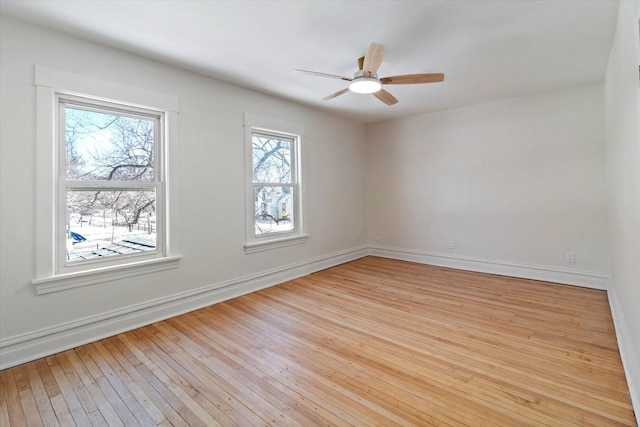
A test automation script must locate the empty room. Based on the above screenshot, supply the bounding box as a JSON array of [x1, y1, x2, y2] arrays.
[[0, 1, 638, 425]]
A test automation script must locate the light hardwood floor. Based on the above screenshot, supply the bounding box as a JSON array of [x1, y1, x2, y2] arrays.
[[1, 256, 636, 426]]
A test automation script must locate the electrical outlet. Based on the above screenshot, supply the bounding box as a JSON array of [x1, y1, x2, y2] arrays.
[[448, 240, 455, 249], [566, 252, 575, 263]]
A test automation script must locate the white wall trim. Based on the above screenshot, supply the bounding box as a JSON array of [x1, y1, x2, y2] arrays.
[[607, 282, 640, 419], [35, 64, 179, 111], [33, 256, 183, 295], [0, 246, 367, 370], [244, 234, 309, 254], [367, 245, 610, 290], [32, 65, 182, 291]]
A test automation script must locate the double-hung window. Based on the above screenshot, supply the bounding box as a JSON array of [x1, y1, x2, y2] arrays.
[[59, 95, 163, 264], [252, 131, 296, 235], [244, 114, 307, 253], [33, 65, 180, 294]]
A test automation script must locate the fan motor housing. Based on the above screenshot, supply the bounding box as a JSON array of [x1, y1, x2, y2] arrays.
[[353, 70, 379, 80]]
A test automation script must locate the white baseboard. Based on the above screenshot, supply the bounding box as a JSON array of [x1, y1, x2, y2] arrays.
[[368, 245, 610, 290], [607, 284, 640, 420], [0, 246, 368, 370]]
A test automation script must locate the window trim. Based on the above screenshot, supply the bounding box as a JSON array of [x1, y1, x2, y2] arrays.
[[243, 113, 308, 253], [33, 65, 181, 294]]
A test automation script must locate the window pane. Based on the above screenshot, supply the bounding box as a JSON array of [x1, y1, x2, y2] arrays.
[[254, 186, 294, 235], [252, 134, 291, 183], [65, 107, 155, 181], [66, 189, 156, 261]]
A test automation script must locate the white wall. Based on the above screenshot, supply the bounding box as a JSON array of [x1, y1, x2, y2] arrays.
[[0, 16, 368, 367], [366, 85, 610, 284], [604, 0, 640, 410]]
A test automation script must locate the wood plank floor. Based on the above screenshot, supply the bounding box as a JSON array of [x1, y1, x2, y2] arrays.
[[1, 256, 636, 426]]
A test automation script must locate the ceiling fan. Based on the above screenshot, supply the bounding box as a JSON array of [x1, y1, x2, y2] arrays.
[[296, 42, 444, 106]]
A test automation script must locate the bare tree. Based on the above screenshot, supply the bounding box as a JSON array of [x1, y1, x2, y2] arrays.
[[65, 108, 156, 234]]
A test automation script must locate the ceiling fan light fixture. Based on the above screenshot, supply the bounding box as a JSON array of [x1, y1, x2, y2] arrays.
[[349, 77, 382, 94], [301, 42, 445, 105]]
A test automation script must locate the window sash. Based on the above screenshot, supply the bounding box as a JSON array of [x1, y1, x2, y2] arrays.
[[58, 97, 162, 183], [252, 131, 296, 185], [63, 192, 160, 265], [253, 183, 296, 238]]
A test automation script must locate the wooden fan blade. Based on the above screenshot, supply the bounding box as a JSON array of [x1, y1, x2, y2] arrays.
[[373, 89, 398, 106], [322, 88, 350, 101], [296, 69, 352, 81], [362, 42, 385, 76], [380, 73, 445, 85]]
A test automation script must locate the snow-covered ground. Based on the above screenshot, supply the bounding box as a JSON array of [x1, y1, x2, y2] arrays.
[[67, 214, 155, 258]]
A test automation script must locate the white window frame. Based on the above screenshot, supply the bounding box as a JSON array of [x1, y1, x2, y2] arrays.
[[243, 113, 308, 253], [57, 95, 165, 269], [33, 65, 181, 294]]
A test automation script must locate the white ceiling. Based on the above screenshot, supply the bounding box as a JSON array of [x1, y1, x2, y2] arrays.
[[0, 0, 619, 123]]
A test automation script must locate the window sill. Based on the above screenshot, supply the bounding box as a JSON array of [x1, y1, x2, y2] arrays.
[[244, 234, 309, 254], [32, 255, 182, 295]]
